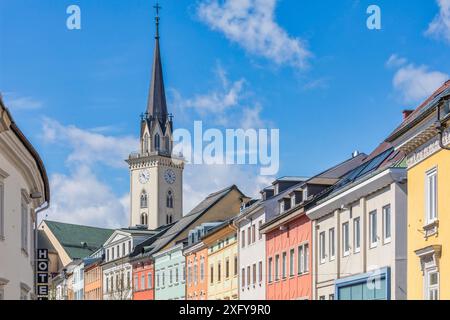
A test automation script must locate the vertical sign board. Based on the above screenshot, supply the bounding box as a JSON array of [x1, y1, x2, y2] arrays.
[[37, 249, 49, 300]]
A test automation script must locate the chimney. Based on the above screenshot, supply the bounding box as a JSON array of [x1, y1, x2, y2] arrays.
[[402, 110, 414, 120]]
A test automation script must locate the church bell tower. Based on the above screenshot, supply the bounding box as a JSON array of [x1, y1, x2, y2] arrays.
[[127, 3, 184, 230]]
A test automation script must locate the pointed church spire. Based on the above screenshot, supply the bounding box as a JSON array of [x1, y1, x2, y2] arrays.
[[146, 1, 168, 124]]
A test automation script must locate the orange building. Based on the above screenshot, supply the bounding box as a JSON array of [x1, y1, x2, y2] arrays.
[[184, 244, 208, 300], [84, 259, 103, 300], [131, 258, 154, 300]]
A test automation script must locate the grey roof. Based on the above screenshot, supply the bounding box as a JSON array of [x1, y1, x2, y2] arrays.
[[273, 176, 309, 183], [146, 25, 168, 125], [147, 185, 243, 255]]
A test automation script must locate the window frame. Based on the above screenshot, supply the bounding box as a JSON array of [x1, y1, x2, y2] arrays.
[[369, 210, 378, 248], [382, 205, 392, 244], [329, 228, 335, 260], [425, 267, 439, 300], [342, 222, 350, 256], [353, 217, 361, 253], [319, 231, 326, 264], [425, 168, 438, 225]]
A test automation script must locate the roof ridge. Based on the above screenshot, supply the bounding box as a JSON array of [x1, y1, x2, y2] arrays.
[[44, 220, 114, 231]]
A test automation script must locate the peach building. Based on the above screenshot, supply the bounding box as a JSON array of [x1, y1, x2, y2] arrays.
[[185, 245, 208, 300], [84, 259, 103, 300], [132, 259, 154, 300]]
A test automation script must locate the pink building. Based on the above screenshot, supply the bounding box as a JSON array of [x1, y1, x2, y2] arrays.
[[262, 206, 312, 300]]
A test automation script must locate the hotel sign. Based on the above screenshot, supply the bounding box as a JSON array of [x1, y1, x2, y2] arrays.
[[36, 249, 49, 300]]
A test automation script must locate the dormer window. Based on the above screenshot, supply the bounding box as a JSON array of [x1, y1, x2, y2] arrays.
[[291, 195, 296, 208], [303, 188, 308, 201], [279, 201, 284, 213]]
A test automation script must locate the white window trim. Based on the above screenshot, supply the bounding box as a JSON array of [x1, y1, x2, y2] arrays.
[[425, 168, 438, 225], [342, 222, 350, 257], [369, 211, 378, 249], [319, 232, 326, 264], [424, 267, 439, 300], [353, 217, 361, 253], [329, 228, 335, 261], [382, 205, 392, 244]]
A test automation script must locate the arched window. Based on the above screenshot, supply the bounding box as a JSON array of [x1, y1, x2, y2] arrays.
[[165, 136, 170, 152], [140, 191, 148, 208], [166, 190, 174, 208], [154, 133, 160, 151], [143, 134, 149, 154], [141, 213, 148, 226]]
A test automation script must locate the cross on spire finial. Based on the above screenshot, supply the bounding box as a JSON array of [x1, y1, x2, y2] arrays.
[[154, 1, 161, 39]]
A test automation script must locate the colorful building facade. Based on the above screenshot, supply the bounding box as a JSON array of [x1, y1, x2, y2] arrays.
[[132, 259, 154, 300], [387, 80, 450, 300], [84, 259, 103, 300], [154, 243, 186, 300], [204, 221, 239, 300]]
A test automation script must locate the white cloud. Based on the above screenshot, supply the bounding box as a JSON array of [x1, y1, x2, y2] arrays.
[[197, 0, 311, 68], [40, 119, 136, 228], [42, 118, 137, 168], [2, 93, 43, 110], [387, 55, 448, 104], [45, 165, 129, 228], [426, 0, 450, 43]]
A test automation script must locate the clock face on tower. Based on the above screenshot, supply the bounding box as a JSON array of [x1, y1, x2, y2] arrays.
[[164, 169, 176, 184], [139, 169, 150, 184]]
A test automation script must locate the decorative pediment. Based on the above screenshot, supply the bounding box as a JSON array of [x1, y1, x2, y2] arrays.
[[415, 245, 442, 273], [104, 230, 130, 247]]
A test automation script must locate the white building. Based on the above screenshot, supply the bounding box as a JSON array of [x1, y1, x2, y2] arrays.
[[0, 98, 50, 300], [72, 261, 84, 300], [102, 228, 156, 300], [234, 200, 265, 300], [307, 145, 407, 300]]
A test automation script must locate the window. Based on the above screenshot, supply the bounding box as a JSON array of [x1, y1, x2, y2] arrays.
[[218, 262, 222, 282], [241, 230, 245, 248], [289, 249, 295, 276], [304, 243, 309, 273], [182, 264, 186, 282], [170, 268, 174, 284], [0, 182, 4, 240], [319, 296, 325, 300], [268, 257, 273, 283], [319, 232, 326, 263], [188, 265, 192, 285], [342, 222, 350, 256], [369, 210, 378, 247], [383, 205, 391, 243], [329, 228, 335, 260], [128, 241, 132, 253], [252, 264, 257, 285], [426, 168, 438, 224], [122, 242, 126, 255], [275, 255, 280, 281], [143, 133, 149, 153], [106, 249, 109, 261], [141, 274, 146, 290], [176, 266, 180, 283], [234, 255, 238, 276], [140, 191, 148, 208], [154, 133, 160, 151], [252, 225, 256, 243], [148, 273, 152, 289], [354, 217, 361, 252], [193, 263, 197, 284], [200, 259, 205, 281], [134, 276, 139, 291], [258, 221, 263, 240], [21, 196, 28, 252], [282, 252, 287, 279], [247, 227, 251, 245], [241, 269, 245, 287], [279, 201, 284, 213], [111, 247, 115, 260], [225, 258, 230, 279], [166, 191, 174, 208], [258, 261, 263, 283], [156, 273, 160, 288], [210, 265, 214, 284], [297, 243, 309, 274], [426, 269, 439, 300], [329, 294, 335, 300]]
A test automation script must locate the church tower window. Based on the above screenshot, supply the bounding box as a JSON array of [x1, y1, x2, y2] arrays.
[[166, 190, 174, 208], [143, 134, 149, 154], [140, 191, 148, 208], [154, 133, 160, 151], [141, 213, 148, 226]]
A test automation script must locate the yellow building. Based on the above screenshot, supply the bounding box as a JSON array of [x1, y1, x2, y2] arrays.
[[387, 80, 450, 300], [204, 221, 239, 300]]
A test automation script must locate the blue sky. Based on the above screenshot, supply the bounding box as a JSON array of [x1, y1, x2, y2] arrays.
[[1, 0, 449, 228]]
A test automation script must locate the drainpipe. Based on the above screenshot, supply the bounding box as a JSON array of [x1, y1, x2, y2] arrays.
[[435, 94, 450, 151], [34, 200, 49, 298]]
